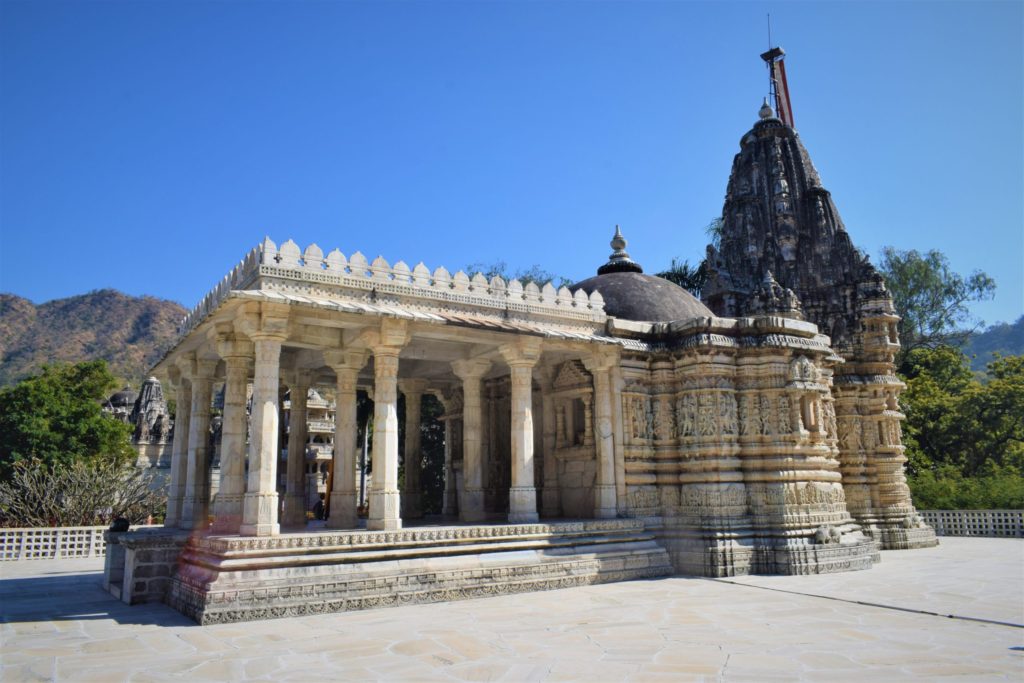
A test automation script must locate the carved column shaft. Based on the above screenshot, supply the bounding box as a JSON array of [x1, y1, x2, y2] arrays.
[[540, 389, 560, 517], [590, 365, 617, 519], [181, 360, 215, 530], [212, 352, 250, 533], [368, 349, 402, 531], [327, 362, 361, 529], [240, 336, 283, 537], [164, 375, 191, 528], [400, 381, 426, 519], [282, 377, 309, 526], [452, 359, 490, 523], [508, 360, 539, 524]]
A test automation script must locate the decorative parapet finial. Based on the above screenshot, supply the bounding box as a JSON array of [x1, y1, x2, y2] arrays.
[[759, 97, 774, 120], [597, 225, 644, 275]]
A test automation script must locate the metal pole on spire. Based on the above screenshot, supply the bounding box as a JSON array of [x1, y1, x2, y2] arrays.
[[760, 41, 794, 128]]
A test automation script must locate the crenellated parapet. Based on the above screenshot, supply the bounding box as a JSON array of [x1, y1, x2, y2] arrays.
[[178, 237, 606, 339]]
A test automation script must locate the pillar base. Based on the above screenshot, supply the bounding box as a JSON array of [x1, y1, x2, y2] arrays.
[[459, 488, 486, 522], [594, 485, 618, 519], [368, 489, 401, 531], [241, 493, 279, 537], [239, 523, 281, 537], [179, 496, 208, 531], [211, 493, 244, 534], [509, 487, 538, 524], [327, 492, 358, 529], [281, 493, 307, 527]]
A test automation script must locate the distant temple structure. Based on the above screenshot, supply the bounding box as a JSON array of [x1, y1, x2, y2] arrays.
[[105, 50, 936, 624], [104, 377, 173, 471]]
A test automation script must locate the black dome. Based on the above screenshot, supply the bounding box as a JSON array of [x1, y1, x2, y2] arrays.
[[107, 388, 137, 407], [571, 271, 712, 322]]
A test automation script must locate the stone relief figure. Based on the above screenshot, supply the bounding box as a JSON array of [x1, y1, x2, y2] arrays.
[[757, 394, 773, 436], [887, 419, 901, 446], [626, 397, 640, 439], [863, 421, 877, 450], [738, 395, 754, 436], [823, 401, 838, 439], [697, 394, 717, 437], [838, 419, 855, 451], [719, 394, 738, 435], [790, 356, 816, 383], [652, 399, 670, 441], [678, 394, 696, 437], [644, 399, 655, 440], [776, 395, 791, 434]]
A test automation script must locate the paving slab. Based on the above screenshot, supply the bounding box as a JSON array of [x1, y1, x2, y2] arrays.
[[1, 537, 1022, 681]]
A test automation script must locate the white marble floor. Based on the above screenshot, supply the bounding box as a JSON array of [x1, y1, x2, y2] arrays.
[[1, 537, 1022, 682]]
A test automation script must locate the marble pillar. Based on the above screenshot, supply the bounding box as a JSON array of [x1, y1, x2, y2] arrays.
[[325, 350, 366, 529], [281, 373, 310, 527], [451, 359, 491, 523], [501, 342, 541, 524], [368, 347, 402, 531], [212, 340, 252, 533], [240, 335, 283, 537], [163, 366, 190, 529], [583, 354, 618, 519], [538, 370, 561, 518], [400, 379, 427, 519], [180, 359, 216, 530]]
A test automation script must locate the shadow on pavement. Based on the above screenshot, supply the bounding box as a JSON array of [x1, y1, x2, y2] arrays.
[[0, 572, 195, 627]]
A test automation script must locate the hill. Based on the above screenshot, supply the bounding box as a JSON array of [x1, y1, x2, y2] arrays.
[[962, 315, 1024, 372], [0, 290, 186, 388]]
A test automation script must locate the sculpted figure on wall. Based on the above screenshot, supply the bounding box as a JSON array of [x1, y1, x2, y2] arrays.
[[777, 395, 791, 434], [757, 394, 773, 436], [697, 394, 717, 437], [719, 394, 738, 435]]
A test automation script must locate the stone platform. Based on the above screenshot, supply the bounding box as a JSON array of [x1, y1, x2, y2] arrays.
[[164, 519, 673, 624]]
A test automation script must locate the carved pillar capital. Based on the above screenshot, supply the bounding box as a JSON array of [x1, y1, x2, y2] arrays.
[[499, 338, 542, 368], [398, 378, 429, 397], [451, 358, 492, 382], [236, 302, 291, 342]]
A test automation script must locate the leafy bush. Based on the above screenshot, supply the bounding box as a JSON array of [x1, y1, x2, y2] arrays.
[[0, 459, 166, 527]]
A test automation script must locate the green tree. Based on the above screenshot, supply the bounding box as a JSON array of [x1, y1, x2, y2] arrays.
[[0, 360, 134, 481], [900, 346, 1024, 508], [877, 247, 995, 366], [464, 261, 571, 288], [654, 257, 708, 297]]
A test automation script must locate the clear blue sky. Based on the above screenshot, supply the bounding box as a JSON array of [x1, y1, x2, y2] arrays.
[[2, 0, 1021, 327]]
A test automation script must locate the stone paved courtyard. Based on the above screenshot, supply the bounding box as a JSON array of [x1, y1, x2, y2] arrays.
[[1, 537, 1022, 682]]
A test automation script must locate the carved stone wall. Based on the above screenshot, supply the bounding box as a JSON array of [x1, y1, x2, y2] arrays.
[[614, 318, 878, 576]]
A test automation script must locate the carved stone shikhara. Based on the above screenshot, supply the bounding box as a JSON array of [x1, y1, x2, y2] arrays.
[[702, 108, 936, 551], [106, 104, 934, 624]]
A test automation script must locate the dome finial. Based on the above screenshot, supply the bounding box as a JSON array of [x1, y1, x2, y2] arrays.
[[759, 97, 774, 120], [597, 225, 643, 275]]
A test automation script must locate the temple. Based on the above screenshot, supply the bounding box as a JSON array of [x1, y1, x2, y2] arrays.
[[104, 78, 935, 626]]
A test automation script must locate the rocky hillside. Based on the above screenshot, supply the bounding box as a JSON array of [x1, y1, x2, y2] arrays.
[[963, 315, 1024, 372], [0, 290, 186, 387]]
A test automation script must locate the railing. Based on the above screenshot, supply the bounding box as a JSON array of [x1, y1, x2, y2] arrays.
[[919, 510, 1023, 538], [0, 525, 161, 561], [1, 526, 109, 561]]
